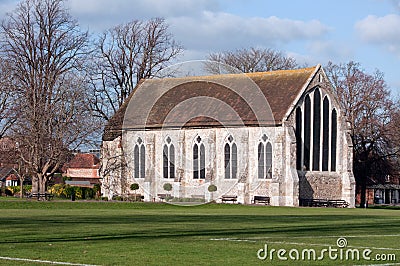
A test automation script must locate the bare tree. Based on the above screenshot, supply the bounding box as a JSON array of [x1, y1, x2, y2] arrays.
[[89, 18, 183, 121], [325, 61, 400, 207], [0, 58, 16, 137], [205, 47, 298, 74], [16, 157, 29, 198], [0, 0, 93, 198]]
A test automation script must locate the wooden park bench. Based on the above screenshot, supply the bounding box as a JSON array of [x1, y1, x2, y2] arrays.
[[252, 196, 270, 205], [221, 195, 237, 203], [327, 199, 349, 208], [157, 194, 166, 201], [27, 192, 54, 201], [126, 194, 144, 202], [300, 198, 349, 208], [300, 198, 329, 207], [191, 194, 205, 200], [157, 194, 171, 202]]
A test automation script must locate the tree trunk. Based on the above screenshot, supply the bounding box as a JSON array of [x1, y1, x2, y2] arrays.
[[19, 178, 24, 198], [358, 164, 368, 208], [31, 175, 39, 194], [360, 179, 367, 208], [40, 177, 47, 194], [35, 173, 48, 200]]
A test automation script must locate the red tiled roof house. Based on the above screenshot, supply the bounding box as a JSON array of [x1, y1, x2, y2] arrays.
[[64, 153, 101, 186]]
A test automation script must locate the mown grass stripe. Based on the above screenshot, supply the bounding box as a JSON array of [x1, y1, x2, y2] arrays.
[[0, 256, 98, 266]]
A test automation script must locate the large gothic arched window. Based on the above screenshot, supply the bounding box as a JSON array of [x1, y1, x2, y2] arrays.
[[295, 86, 339, 172], [331, 109, 337, 171], [322, 97, 330, 171], [312, 89, 321, 171], [304, 95, 311, 170], [295, 107, 302, 170]]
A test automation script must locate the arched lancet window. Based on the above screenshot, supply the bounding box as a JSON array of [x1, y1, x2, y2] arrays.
[[331, 109, 337, 171], [266, 142, 272, 178], [134, 137, 145, 179], [312, 89, 321, 171], [304, 95, 311, 170], [258, 134, 273, 179], [322, 97, 330, 171], [297, 86, 339, 173], [163, 136, 175, 179], [134, 145, 139, 178], [193, 136, 205, 179], [295, 107, 302, 170], [224, 135, 237, 179], [258, 142, 264, 179]]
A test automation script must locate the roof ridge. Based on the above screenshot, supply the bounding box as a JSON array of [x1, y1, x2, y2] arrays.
[[245, 66, 317, 77], [145, 66, 319, 82]]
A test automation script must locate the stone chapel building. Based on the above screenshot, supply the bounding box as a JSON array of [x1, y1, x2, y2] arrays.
[[101, 65, 355, 207]]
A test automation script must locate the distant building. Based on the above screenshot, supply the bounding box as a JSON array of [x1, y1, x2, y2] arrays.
[[0, 138, 23, 189], [0, 167, 19, 187], [63, 153, 101, 186], [356, 175, 400, 205], [101, 65, 355, 206]]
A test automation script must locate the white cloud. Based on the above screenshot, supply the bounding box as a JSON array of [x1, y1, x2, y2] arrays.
[[65, 0, 331, 56], [69, 0, 218, 18], [308, 41, 353, 61], [0, 0, 330, 64], [286, 51, 317, 66], [168, 12, 330, 52], [286, 40, 354, 69], [67, 0, 219, 32], [355, 14, 400, 43], [355, 14, 400, 56]]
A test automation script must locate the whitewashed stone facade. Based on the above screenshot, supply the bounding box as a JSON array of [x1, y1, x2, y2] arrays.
[[101, 65, 356, 207]]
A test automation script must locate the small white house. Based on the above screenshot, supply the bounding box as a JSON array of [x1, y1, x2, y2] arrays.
[[0, 167, 19, 187]]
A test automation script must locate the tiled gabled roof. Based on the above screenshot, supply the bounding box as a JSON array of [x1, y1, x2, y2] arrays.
[[103, 66, 318, 141], [65, 153, 100, 169], [0, 167, 16, 181]]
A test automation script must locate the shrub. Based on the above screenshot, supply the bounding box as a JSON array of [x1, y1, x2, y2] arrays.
[[130, 183, 139, 191], [170, 197, 205, 203], [24, 185, 32, 193], [163, 183, 172, 192], [48, 184, 68, 198], [208, 184, 217, 193], [126, 194, 143, 202], [5, 189, 13, 196], [93, 184, 101, 193], [47, 184, 100, 200], [113, 195, 123, 201], [7, 186, 20, 195]]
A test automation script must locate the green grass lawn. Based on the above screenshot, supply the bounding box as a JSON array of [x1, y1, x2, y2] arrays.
[[0, 200, 399, 265]]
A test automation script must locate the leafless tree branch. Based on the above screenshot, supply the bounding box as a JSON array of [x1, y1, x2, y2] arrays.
[[204, 47, 298, 74]]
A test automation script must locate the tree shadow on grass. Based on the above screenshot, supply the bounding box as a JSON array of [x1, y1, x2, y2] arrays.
[[0, 214, 398, 244]]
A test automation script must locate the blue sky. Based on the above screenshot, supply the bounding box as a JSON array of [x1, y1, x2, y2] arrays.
[[1, 0, 400, 93]]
